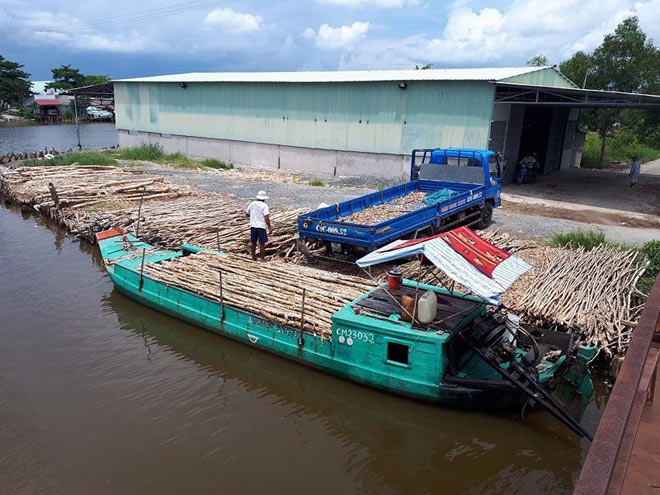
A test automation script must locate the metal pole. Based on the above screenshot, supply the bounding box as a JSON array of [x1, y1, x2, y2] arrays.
[[73, 95, 81, 150], [135, 186, 145, 239], [298, 288, 306, 347], [139, 248, 146, 291]]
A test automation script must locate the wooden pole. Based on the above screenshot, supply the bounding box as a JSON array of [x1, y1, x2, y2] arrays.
[[135, 186, 145, 239], [47, 182, 61, 222], [73, 95, 81, 150], [298, 288, 306, 347], [218, 269, 224, 322], [139, 248, 146, 291]]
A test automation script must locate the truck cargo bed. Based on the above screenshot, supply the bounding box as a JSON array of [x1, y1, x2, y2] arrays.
[[298, 179, 485, 251]]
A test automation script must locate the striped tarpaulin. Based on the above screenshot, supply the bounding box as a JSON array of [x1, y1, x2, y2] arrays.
[[356, 228, 531, 304]]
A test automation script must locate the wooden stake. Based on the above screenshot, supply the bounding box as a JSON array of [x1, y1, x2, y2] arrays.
[[218, 269, 224, 322], [299, 288, 306, 347], [139, 248, 146, 291], [135, 185, 145, 238]]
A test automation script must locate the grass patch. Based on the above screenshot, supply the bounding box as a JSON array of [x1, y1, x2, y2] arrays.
[[163, 152, 198, 168], [110, 144, 208, 169], [308, 178, 326, 187], [23, 151, 119, 167], [638, 240, 660, 294], [81, 201, 126, 213], [111, 143, 165, 161], [201, 158, 233, 170], [549, 229, 609, 251], [581, 131, 660, 169], [376, 183, 386, 191]]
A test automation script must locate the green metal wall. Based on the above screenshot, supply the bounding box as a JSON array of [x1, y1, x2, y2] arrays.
[[115, 80, 496, 155], [500, 68, 577, 88]]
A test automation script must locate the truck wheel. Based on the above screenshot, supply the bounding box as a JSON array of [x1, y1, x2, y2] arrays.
[[477, 203, 493, 229]]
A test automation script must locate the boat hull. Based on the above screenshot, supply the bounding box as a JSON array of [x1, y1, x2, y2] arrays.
[[106, 262, 539, 410]]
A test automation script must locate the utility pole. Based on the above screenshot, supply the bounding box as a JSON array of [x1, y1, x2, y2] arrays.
[[73, 94, 82, 150]]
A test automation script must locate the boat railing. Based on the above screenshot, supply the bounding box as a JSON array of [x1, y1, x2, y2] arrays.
[[574, 271, 660, 494]]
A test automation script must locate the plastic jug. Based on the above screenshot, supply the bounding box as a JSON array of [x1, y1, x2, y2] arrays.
[[417, 290, 438, 324]]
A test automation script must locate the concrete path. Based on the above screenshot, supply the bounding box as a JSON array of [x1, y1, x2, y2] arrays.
[[642, 157, 660, 175]]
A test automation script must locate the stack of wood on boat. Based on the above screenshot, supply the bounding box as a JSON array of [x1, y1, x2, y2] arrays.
[[339, 191, 427, 224], [77, 196, 307, 259], [398, 231, 648, 358], [144, 251, 373, 336]]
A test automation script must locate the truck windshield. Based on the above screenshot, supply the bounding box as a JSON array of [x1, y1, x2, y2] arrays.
[[488, 156, 500, 177]]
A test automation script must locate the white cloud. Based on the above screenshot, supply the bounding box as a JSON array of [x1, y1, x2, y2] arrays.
[[304, 21, 370, 50], [203, 7, 262, 33], [316, 0, 420, 7], [338, 0, 660, 69]]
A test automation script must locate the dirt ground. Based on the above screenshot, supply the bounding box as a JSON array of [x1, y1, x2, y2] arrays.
[[502, 160, 660, 229]]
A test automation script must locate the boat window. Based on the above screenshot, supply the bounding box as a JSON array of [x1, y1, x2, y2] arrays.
[[387, 342, 409, 365]]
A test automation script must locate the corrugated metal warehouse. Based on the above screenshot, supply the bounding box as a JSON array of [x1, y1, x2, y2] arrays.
[[114, 67, 660, 182]]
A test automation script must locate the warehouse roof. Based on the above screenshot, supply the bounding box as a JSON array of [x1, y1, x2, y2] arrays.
[[115, 66, 574, 85]]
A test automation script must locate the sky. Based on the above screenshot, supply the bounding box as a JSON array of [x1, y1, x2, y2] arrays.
[[2, 0, 660, 81]]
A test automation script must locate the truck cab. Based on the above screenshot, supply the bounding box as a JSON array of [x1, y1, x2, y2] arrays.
[[411, 148, 502, 208]]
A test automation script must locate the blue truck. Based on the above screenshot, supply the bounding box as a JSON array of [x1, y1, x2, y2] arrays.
[[297, 148, 503, 253]]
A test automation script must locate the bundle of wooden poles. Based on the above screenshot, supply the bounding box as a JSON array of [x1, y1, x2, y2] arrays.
[[398, 231, 648, 357], [0, 165, 307, 259], [76, 196, 307, 259], [144, 251, 374, 336], [0, 165, 191, 218]]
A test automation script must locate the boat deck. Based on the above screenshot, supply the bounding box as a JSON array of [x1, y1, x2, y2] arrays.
[[353, 285, 481, 333]]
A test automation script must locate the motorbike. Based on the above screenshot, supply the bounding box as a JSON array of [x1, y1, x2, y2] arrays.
[[517, 161, 538, 185]]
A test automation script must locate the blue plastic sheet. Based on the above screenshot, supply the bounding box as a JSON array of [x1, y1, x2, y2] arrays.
[[423, 188, 457, 205]]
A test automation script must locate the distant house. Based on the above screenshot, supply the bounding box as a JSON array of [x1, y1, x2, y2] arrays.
[[30, 94, 64, 121]]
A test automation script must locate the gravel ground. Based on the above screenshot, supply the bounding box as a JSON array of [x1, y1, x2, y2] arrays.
[[139, 163, 399, 208], [141, 163, 660, 247]]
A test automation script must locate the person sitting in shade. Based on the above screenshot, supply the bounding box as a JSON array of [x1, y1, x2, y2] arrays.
[[629, 156, 641, 187], [246, 190, 272, 261]]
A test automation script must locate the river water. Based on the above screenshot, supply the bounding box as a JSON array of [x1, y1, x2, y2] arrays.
[[0, 122, 117, 154], [0, 204, 607, 494]]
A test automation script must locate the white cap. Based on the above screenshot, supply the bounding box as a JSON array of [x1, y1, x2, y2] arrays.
[[256, 190, 269, 200]]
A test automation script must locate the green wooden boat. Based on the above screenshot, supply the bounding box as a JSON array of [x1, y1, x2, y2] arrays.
[[96, 228, 593, 436]]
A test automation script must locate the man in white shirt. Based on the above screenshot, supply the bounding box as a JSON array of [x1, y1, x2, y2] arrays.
[[246, 190, 272, 261]]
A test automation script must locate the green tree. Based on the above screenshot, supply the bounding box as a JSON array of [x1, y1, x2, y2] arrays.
[[0, 55, 31, 111], [526, 55, 549, 67], [82, 74, 110, 86], [559, 51, 591, 87], [46, 64, 86, 91], [560, 17, 660, 164], [46, 65, 109, 91], [414, 64, 433, 70]]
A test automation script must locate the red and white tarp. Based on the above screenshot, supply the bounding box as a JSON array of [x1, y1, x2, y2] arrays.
[[356, 226, 531, 304]]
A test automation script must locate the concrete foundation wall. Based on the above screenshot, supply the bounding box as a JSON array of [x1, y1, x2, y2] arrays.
[[118, 130, 409, 180]]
